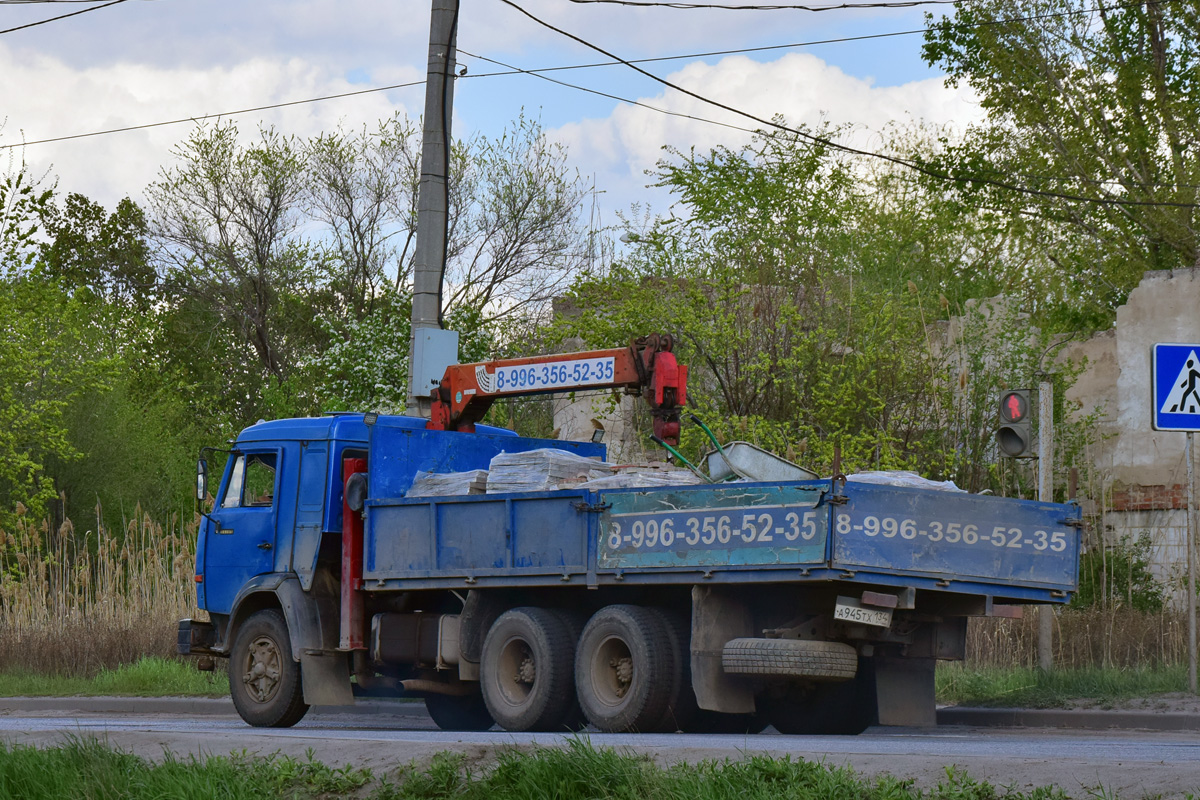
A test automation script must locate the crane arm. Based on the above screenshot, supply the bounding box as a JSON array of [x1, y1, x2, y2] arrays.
[[426, 333, 689, 445]]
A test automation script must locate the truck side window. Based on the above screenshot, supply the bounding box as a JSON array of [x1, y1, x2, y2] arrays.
[[220, 456, 246, 509], [243, 454, 277, 508]]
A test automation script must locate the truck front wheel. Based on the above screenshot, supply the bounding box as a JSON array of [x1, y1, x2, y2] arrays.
[[229, 609, 309, 728], [575, 605, 671, 732]]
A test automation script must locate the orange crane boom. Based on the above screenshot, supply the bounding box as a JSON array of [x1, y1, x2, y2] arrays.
[[426, 333, 689, 445]]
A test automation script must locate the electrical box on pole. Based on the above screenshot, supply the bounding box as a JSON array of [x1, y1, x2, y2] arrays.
[[997, 389, 1034, 458]]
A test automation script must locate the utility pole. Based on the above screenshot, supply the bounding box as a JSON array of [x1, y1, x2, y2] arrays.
[[1038, 379, 1054, 672], [406, 0, 461, 416]]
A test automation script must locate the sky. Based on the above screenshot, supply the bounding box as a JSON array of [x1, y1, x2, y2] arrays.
[[0, 0, 985, 228]]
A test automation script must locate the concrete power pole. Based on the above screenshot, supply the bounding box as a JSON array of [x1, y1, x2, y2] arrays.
[[1038, 380, 1054, 672], [406, 0, 461, 416]]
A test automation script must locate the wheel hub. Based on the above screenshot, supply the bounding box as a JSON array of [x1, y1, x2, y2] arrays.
[[243, 635, 282, 703], [515, 652, 537, 684], [609, 656, 633, 697]]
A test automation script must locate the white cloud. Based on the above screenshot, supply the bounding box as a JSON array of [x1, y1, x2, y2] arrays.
[[549, 52, 982, 219], [1, 45, 421, 206]]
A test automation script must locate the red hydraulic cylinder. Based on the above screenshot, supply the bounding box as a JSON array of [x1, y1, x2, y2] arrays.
[[340, 457, 367, 651]]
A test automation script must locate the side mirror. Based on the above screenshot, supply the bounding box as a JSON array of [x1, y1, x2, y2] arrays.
[[196, 459, 208, 503]]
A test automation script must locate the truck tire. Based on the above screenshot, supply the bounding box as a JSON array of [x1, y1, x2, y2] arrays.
[[648, 607, 699, 732], [424, 691, 495, 731], [722, 638, 857, 680], [769, 660, 877, 735], [685, 709, 770, 734], [480, 607, 576, 732], [575, 604, 671, 732], [551, 609, 588, 732], [229, 609, 309, 728]]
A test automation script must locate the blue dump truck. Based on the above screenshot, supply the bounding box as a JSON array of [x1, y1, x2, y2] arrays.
[[179, 338, 1080, 734]]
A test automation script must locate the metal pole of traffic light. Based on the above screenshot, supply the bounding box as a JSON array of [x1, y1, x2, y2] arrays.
[[1037, 380, 1053, 673]]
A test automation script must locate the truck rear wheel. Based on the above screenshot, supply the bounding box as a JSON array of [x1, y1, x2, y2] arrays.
[[648, 607, 698, 732], [575, 604, 671, 732], [551, 609, 588, 731], [229, 609, 309, 728], [722, 638, 857, 680], [424, 691, 495, 731], [480, 607, 576, 732]]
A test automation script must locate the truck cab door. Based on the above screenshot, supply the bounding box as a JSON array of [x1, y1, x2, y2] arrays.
[[203, 450, 281, 615]]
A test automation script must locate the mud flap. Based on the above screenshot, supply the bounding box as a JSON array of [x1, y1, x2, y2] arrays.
[[300, 650, 354, 706], [690, 586, 755, 714], [874, 656, 936, 727]]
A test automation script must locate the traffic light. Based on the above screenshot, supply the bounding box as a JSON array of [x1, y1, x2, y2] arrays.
[[997, 389, 1034, 458]]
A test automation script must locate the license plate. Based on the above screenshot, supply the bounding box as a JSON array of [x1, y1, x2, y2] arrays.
[[833, 598, 893, 628]]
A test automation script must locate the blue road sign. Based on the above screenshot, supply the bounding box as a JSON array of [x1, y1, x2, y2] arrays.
[[1152, 343, 1200, 431]]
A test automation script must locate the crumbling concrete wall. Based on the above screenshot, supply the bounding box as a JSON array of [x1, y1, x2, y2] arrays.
[[1060, 268, 1200, 598]]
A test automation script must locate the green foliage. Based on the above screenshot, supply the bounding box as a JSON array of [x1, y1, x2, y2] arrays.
[[315, 289, 413, 413], [922, 0, 1200, 328], [1072, 533, 1166, 613], [0, 159, 53, 278], [557, 127, 1097, 491], [40, 193, 154, 308], [0, 276, 113, 523]]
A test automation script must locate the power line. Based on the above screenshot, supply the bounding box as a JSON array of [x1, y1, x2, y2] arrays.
[[0, 0, 126, 34], [459, 48, 758, 135], [469, 47, 1200, 194], [0, 80, 425, 150], [496, 0, 1197, 209], [569, 0, 957, 9], [0, 0, 1189, 200]]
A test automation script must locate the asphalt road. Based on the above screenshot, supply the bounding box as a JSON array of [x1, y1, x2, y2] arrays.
[[1, 709, 1198, 799]]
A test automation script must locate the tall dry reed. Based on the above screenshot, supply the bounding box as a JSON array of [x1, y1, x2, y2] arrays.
[[0, 502, 202, 676], [966, 606, 1188, 669]]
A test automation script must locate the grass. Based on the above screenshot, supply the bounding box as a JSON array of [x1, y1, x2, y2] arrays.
[[0, 735, 1079, 800], [0, 656, 227, 698], [2, 656, 1187, 710], [936, 663, 1189, 708], [0, 737, 371, 800]]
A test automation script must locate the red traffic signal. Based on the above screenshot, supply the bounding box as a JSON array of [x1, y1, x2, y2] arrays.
[[999, 391, 1029, 424], [997, 389, 1034, 458]]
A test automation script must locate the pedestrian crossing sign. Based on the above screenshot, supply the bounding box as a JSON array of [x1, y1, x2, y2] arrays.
[[1152, 343, 1200, 431]]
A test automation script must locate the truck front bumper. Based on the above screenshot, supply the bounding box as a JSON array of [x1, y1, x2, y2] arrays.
[[177, 618, 218, 656]]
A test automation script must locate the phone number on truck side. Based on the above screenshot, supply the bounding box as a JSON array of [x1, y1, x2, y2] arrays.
[[606, 506, 822, 552], [837, 512, 1070, 552]]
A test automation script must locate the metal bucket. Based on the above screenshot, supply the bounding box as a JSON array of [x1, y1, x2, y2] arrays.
[[702, 441, 818, 483]]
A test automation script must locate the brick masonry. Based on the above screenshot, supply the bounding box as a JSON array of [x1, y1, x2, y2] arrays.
[[1109, 484, 1189, 512]]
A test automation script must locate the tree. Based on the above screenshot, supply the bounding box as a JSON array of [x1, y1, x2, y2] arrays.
[[305, 114, 420, 319], [922, 0, 1200, 327], [0, 154, 52, 279], [555, 124, 1096, 491], [148, 122, 323, 391], [443, 114, 590, 319], [147, 115, 592, 420], [40, 193, 155, 310]]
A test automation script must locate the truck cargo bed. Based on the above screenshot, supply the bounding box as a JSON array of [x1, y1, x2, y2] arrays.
[[363, 479, 1079, 602]]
